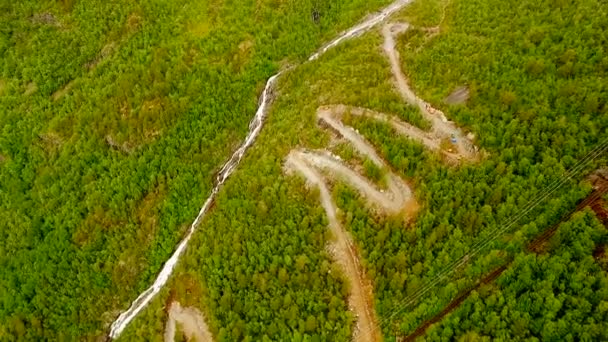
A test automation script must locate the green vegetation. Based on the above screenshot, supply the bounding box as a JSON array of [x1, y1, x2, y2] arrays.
[[363, 158, 386, 184], [347, 0, 608, 336], [2, 0, 607, 340], [424, 211, 608, 341], [123, 0, 607, 339], [0, 0, 395, 340]]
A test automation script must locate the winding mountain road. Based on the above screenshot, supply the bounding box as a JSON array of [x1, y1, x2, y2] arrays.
[[285, 151, 384, 342], [382, 23, 478, 161], [283, 18, 479, 342]]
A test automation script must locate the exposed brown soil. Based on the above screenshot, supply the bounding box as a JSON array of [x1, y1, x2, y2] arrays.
[[52, 80, 75, 101], [591, 199, 608, 225], [594, 244, 606, 260], [164, 302, 213, 342], [402, 265, 507, 342], [528, 182, 607, 254], [444, 86, 470, 105]]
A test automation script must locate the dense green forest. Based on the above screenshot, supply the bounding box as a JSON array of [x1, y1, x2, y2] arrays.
[[0, 0, 396, 340], [2, 0, 607, 340], [122, 0, 607, 340], [423, 211, 608, 341], [348, 0, 608, 336]]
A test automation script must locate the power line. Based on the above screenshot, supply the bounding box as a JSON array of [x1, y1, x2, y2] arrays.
[[363, 136, 608, 337], [381, 138, 608, 322]]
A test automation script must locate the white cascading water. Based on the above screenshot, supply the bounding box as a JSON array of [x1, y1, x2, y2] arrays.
[[108, 0, 412, 338], [308, 0, 411, 61]]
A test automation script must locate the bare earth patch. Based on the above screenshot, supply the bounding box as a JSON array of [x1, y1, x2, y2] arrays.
[[24, 82, 37, 96], [444, 86, 470, 105], [164, 302, 213, 342], [52, 80, 75, 101], [30, 12, 60, 27]]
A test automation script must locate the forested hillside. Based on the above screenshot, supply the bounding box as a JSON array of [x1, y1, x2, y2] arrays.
[[423, 211, 608, 341], [2, 0, 607, 340], [121, 0, 607, 340], [359, 0, 608, 336], [0, 0, 395, 340]]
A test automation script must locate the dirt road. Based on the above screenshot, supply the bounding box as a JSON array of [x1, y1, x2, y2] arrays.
[[289, 149, 414, 215], [320, 105, 467, 162], [285, 152, 384, 342], [164, 302, 213, 342], [283, 16, 482, 341], [284, 106, 421, 341], [382, 23, 478, 160]]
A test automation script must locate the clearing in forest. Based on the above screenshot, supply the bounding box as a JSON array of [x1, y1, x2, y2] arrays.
[[284, 20, 479, 342], [164, 302, 213, 342]]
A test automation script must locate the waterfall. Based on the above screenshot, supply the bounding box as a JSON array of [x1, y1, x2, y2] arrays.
[[108, 0, 412, 338]]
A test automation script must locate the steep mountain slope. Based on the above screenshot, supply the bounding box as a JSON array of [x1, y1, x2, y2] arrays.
[[0, 0, 396, 340], [121, 0, 607, 340], [424, 211, 608, 341], [1, 0, 607, 340]]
